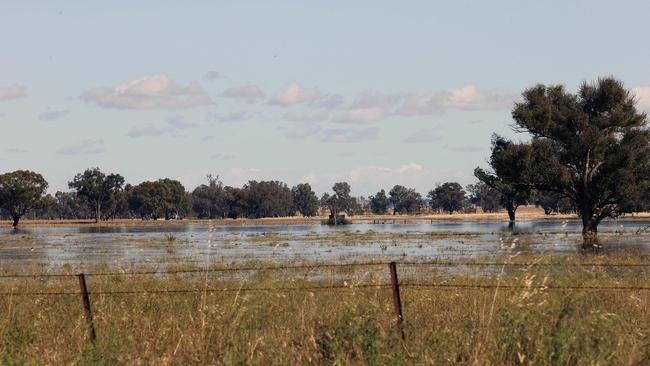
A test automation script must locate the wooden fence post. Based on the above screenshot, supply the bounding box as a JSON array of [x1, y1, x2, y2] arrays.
[[78, 273, 97, 343], [389, 262, 405, 340]]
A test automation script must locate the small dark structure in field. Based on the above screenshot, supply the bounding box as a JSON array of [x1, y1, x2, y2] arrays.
[[323, 213, 350, 226]]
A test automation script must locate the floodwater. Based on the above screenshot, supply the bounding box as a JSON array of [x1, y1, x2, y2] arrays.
[[0, 219, 649, 270]]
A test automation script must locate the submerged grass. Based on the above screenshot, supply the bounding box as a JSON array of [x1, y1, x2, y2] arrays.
[[0, 251, 649, 365]]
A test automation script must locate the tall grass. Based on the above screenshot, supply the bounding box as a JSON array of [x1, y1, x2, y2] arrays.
[[0, 254, 649, 364]]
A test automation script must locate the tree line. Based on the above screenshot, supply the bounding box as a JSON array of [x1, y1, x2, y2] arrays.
[[1, 77, 649, 247], [0, 166, 586, 228]]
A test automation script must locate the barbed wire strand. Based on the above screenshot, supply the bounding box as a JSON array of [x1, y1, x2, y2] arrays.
[[2, 259, 650, 279], [2, 282, 650, 298]]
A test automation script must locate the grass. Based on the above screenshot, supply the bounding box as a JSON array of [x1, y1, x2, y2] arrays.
[[0, 251, 649, 364]]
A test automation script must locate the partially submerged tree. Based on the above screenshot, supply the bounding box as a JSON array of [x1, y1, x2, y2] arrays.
[[321, 182, 357, 223], [69, 168, 125, 223], [0, 170, 48, 227], [428, 182, 466, 214], [502, 77, 650, 247], [474, 135, 534, 221], [291, 183, 319, 217]]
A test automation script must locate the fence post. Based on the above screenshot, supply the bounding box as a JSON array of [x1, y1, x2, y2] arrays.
[[389, 262, 405, 340], [78, 273, 97, 343]]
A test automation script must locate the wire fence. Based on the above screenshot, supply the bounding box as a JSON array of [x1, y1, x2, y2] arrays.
[[1, 259, 650, 297], [2, 259, 649, 343], [2, 258, 650, 279]]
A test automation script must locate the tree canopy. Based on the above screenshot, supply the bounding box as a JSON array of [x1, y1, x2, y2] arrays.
[[501, 77, 650, 246], [389, 185, 423, 215], [369, 189, 390, 215], [0, 170, 48, 227], [474, 135, 534, 221], [291, 183, 319, 217], [428, 182, 466, 214], [68, 167, 125, 222], [191, 174, 226, 219]]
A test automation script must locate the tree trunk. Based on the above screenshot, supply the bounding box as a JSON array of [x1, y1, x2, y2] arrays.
[[12, 215, 20, 228], [95, 201, 101, 223], [507, 207, 516, 222], [581, 213, 599, 249]]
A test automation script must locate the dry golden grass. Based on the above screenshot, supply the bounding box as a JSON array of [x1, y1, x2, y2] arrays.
[[1, 251, 649, 365]]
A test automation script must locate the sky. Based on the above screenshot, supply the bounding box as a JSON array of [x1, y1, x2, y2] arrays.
[[1, 1, 650, 196]]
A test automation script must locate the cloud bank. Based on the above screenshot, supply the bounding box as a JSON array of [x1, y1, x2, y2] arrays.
[[81, 75, 211, 110]]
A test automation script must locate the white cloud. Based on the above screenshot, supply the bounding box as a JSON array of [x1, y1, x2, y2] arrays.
[[38, 110, 70, 121], [271, 82, 321, 105], [445, 85, 514, 110], [336, 108, 386, 123], [0, 85, 27, 102], [402, 129, 441, 143], [126, 115, 198, 138], [334, 92, 401, 123], [57, 139, 106, 155], [81, 75, 212, 110], [321, 127, 380, 143], [632, 86, 650, 110], [284, 109, 330, 122], [397, 92, 445, 116], [221, 84, 265, 100], [397, 85, 514, 116]]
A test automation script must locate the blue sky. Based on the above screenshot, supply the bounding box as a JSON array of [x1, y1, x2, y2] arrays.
[[1, 1, 650, 196]]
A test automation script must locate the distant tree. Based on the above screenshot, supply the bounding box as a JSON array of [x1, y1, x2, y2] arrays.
[[428, 182, 466, 215], [158, 178, 189, 219], [466, 182, 501, 213], [535, 190, 575, 215], [52, 191, 90, 219], [0, 170, 49, 227], [389, 185, 424, 215], [474, 135, 534, 221], [128, 179, 188, 220], [369, 189, 390, 214], [191, 174, 226, 219], [68, 167, 125, 223], [291, 183, 319, 217], [352, 197, 368, 215], [242, 180, 293, 218], [224, 186, 246, 219], [33, 194, 57, 219], [500, 78, 650, 246], [128, 181, 163, 219], [321, 182, 357, 217]]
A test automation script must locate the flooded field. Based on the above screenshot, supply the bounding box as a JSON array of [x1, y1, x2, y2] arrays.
[[1, 218, 650, 272]]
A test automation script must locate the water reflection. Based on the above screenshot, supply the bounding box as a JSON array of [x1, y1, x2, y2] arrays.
[[0, 218, 649, 270]]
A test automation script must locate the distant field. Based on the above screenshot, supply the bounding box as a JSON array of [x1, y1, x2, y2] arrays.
[[4, 205, 650, 227]]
